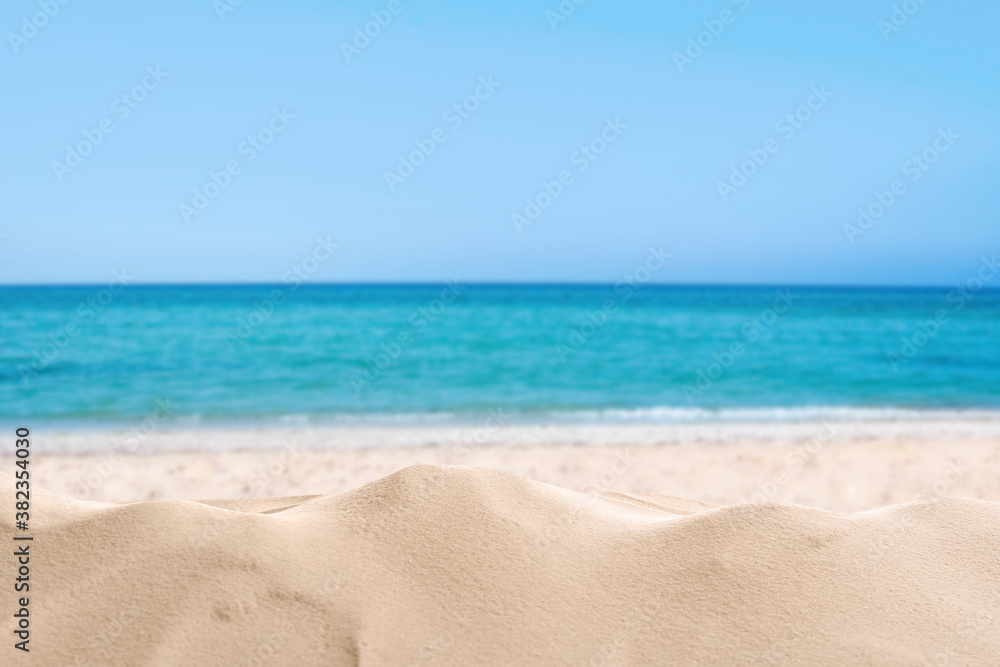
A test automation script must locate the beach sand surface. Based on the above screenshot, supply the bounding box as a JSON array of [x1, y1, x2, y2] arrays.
[[26, 420, 1000, 512], [2, 464, 1000, 665]]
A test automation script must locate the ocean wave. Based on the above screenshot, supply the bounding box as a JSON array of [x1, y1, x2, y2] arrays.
[[11, 406, 1000, 433], [541, 405, 1000, 424]]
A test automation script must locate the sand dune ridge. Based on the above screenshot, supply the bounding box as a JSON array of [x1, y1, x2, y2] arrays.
[[3, 465, 999, 665]]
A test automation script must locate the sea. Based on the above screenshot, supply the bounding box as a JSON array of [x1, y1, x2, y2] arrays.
[[1, 284, 999, 427]]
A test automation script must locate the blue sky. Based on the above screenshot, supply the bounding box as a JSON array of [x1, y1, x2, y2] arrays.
[[0, 0, 997, 285]]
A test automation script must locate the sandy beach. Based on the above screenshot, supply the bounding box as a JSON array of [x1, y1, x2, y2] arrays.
[[3, 458, 1000, 665], [25, 419, 1000, 512], [6, 0, 997, 662], [3, 420, 1000, 664]]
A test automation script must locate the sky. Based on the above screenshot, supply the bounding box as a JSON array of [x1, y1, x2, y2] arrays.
[[0, 0, 997, 286]]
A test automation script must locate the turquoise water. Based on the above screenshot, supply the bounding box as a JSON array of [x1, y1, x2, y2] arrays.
[[1, 284, 999, 426]]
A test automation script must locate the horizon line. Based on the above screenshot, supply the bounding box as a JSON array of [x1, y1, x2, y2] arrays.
[[0, 280, 996, 291]]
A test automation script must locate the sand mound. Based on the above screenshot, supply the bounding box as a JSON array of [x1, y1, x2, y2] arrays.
[[3, 465, 999, 665]]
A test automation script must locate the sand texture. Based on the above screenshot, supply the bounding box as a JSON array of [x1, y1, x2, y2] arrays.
[[3, 464, 1000, 666], [30, 421, 1000, 512]]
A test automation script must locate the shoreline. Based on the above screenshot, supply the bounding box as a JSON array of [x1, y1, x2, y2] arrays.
[[18, 419, 1000, 512], [11, 406, 1000, 434], [23, 416, 1000, 454]]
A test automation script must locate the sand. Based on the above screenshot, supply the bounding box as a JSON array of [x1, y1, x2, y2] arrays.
[[4, 420, 1000, 664], [25, 420, 1000, 512], [3, 463, 1000, 665]]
